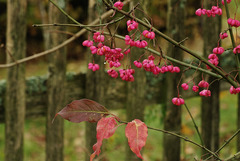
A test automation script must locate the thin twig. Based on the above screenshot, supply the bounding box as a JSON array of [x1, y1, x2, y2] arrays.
[[33, 15, 126, 28], [184, 103, 204, 146], [225, 151, 240, 161], [0, 0, 131, 68], [204, 128, 240, 160]]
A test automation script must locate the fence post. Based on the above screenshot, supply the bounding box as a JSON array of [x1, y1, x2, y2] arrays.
[[4, 0, 27, 161], [46, 0, 67, 160]]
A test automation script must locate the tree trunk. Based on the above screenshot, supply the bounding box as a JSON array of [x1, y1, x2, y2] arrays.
[[163, 0, 185, 160], [4, 0, 27, 161], [201, 0, 221, 158], [125, 1, 149, 161], [38, 0, 50, 50], [46, 0, 67, 161], [85, 0, 106, 160]]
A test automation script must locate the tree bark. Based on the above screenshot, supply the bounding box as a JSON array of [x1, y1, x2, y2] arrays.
[[201, 0, 221, 157], [46, 0, 67, 161], [85, 0, 106, 160], [4, 0, 27, 161], [163, 0, 185, 160]]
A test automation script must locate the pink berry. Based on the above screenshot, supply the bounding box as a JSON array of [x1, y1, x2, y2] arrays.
[[198, 80, 209, 88], [208, 54, 218, 60], [192, 85, 199, 92], [82, 40, 93, 47], [124, 49, 130, 54], [230, 86, 238, 94], [142, 30, 155, 39], [213, 47, 224, 54], [172, 66, 180, 73], [199, 89, 211, 97], [233, 45, 240, 54], [222, 0, 231, 5], [133, 60, 142, 68], [167, 65, 173, 72], [181, 83, 189, 90], [127, 20, 138, 32], [107, 69, 118, 78], [88, 63, 99, 72], [172, 97, 185, 106], [90, 46, 97, 54], [195, 8, 202, 16], [114, 1, 124, 10], [148, 55, 155, 60]]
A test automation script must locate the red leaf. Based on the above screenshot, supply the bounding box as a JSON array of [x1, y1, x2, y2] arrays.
[[55, 99, 110, 123], [125, 119, 148, 159], [90, 117, 119, 161]]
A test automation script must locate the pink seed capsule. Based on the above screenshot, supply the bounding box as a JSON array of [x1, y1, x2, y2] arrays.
[[181, 83, 189, 90], [195, 8, 202, 16]]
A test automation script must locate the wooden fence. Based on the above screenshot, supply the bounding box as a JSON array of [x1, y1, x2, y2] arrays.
[[0, 72, 164, 123]]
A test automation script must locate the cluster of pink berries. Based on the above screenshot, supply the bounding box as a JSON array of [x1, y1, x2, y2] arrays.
[[172, 80, 211, 106], [127, 20, 139, 32], [88, 63, 100, 71], [207, 54, 219, 69], [233, 45, 240, 54], [133, 55, 180, 75], [113, 1, 124, 10], [93, 32, 104, 42], [142, 30, 155, 39], [206, 46, 225, 69], [222, 0, 231, 5], [219, 32, 228, 39], [83, 31, 125, 69], [107, 69, 118, 78], [82, 40, 93, 47], [125, 35, 148, 48], [172, 97, 185, 106], [229, 86, 240, 94], [195, 6, 222, 17], [173, 80, 211, 105], [227, 18, 240, 28], [83, 11, 157, 81], [119, 69, 135, 82], [181, 80, 211, 96]]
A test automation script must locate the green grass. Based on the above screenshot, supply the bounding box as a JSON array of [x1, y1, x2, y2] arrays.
[[0, 91, 238, 161]]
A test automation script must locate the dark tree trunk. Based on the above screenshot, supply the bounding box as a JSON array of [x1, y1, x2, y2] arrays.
[[4, 0, 27, 161], [46, 0, 67, 161], [85, 0, 106, 160], [201, 0, 221, 158], [125, 1, 149, 161], [163, 0, 185, 160]]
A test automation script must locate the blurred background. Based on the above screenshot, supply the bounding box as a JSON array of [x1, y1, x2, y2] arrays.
[[0, 0, 240, 161]]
